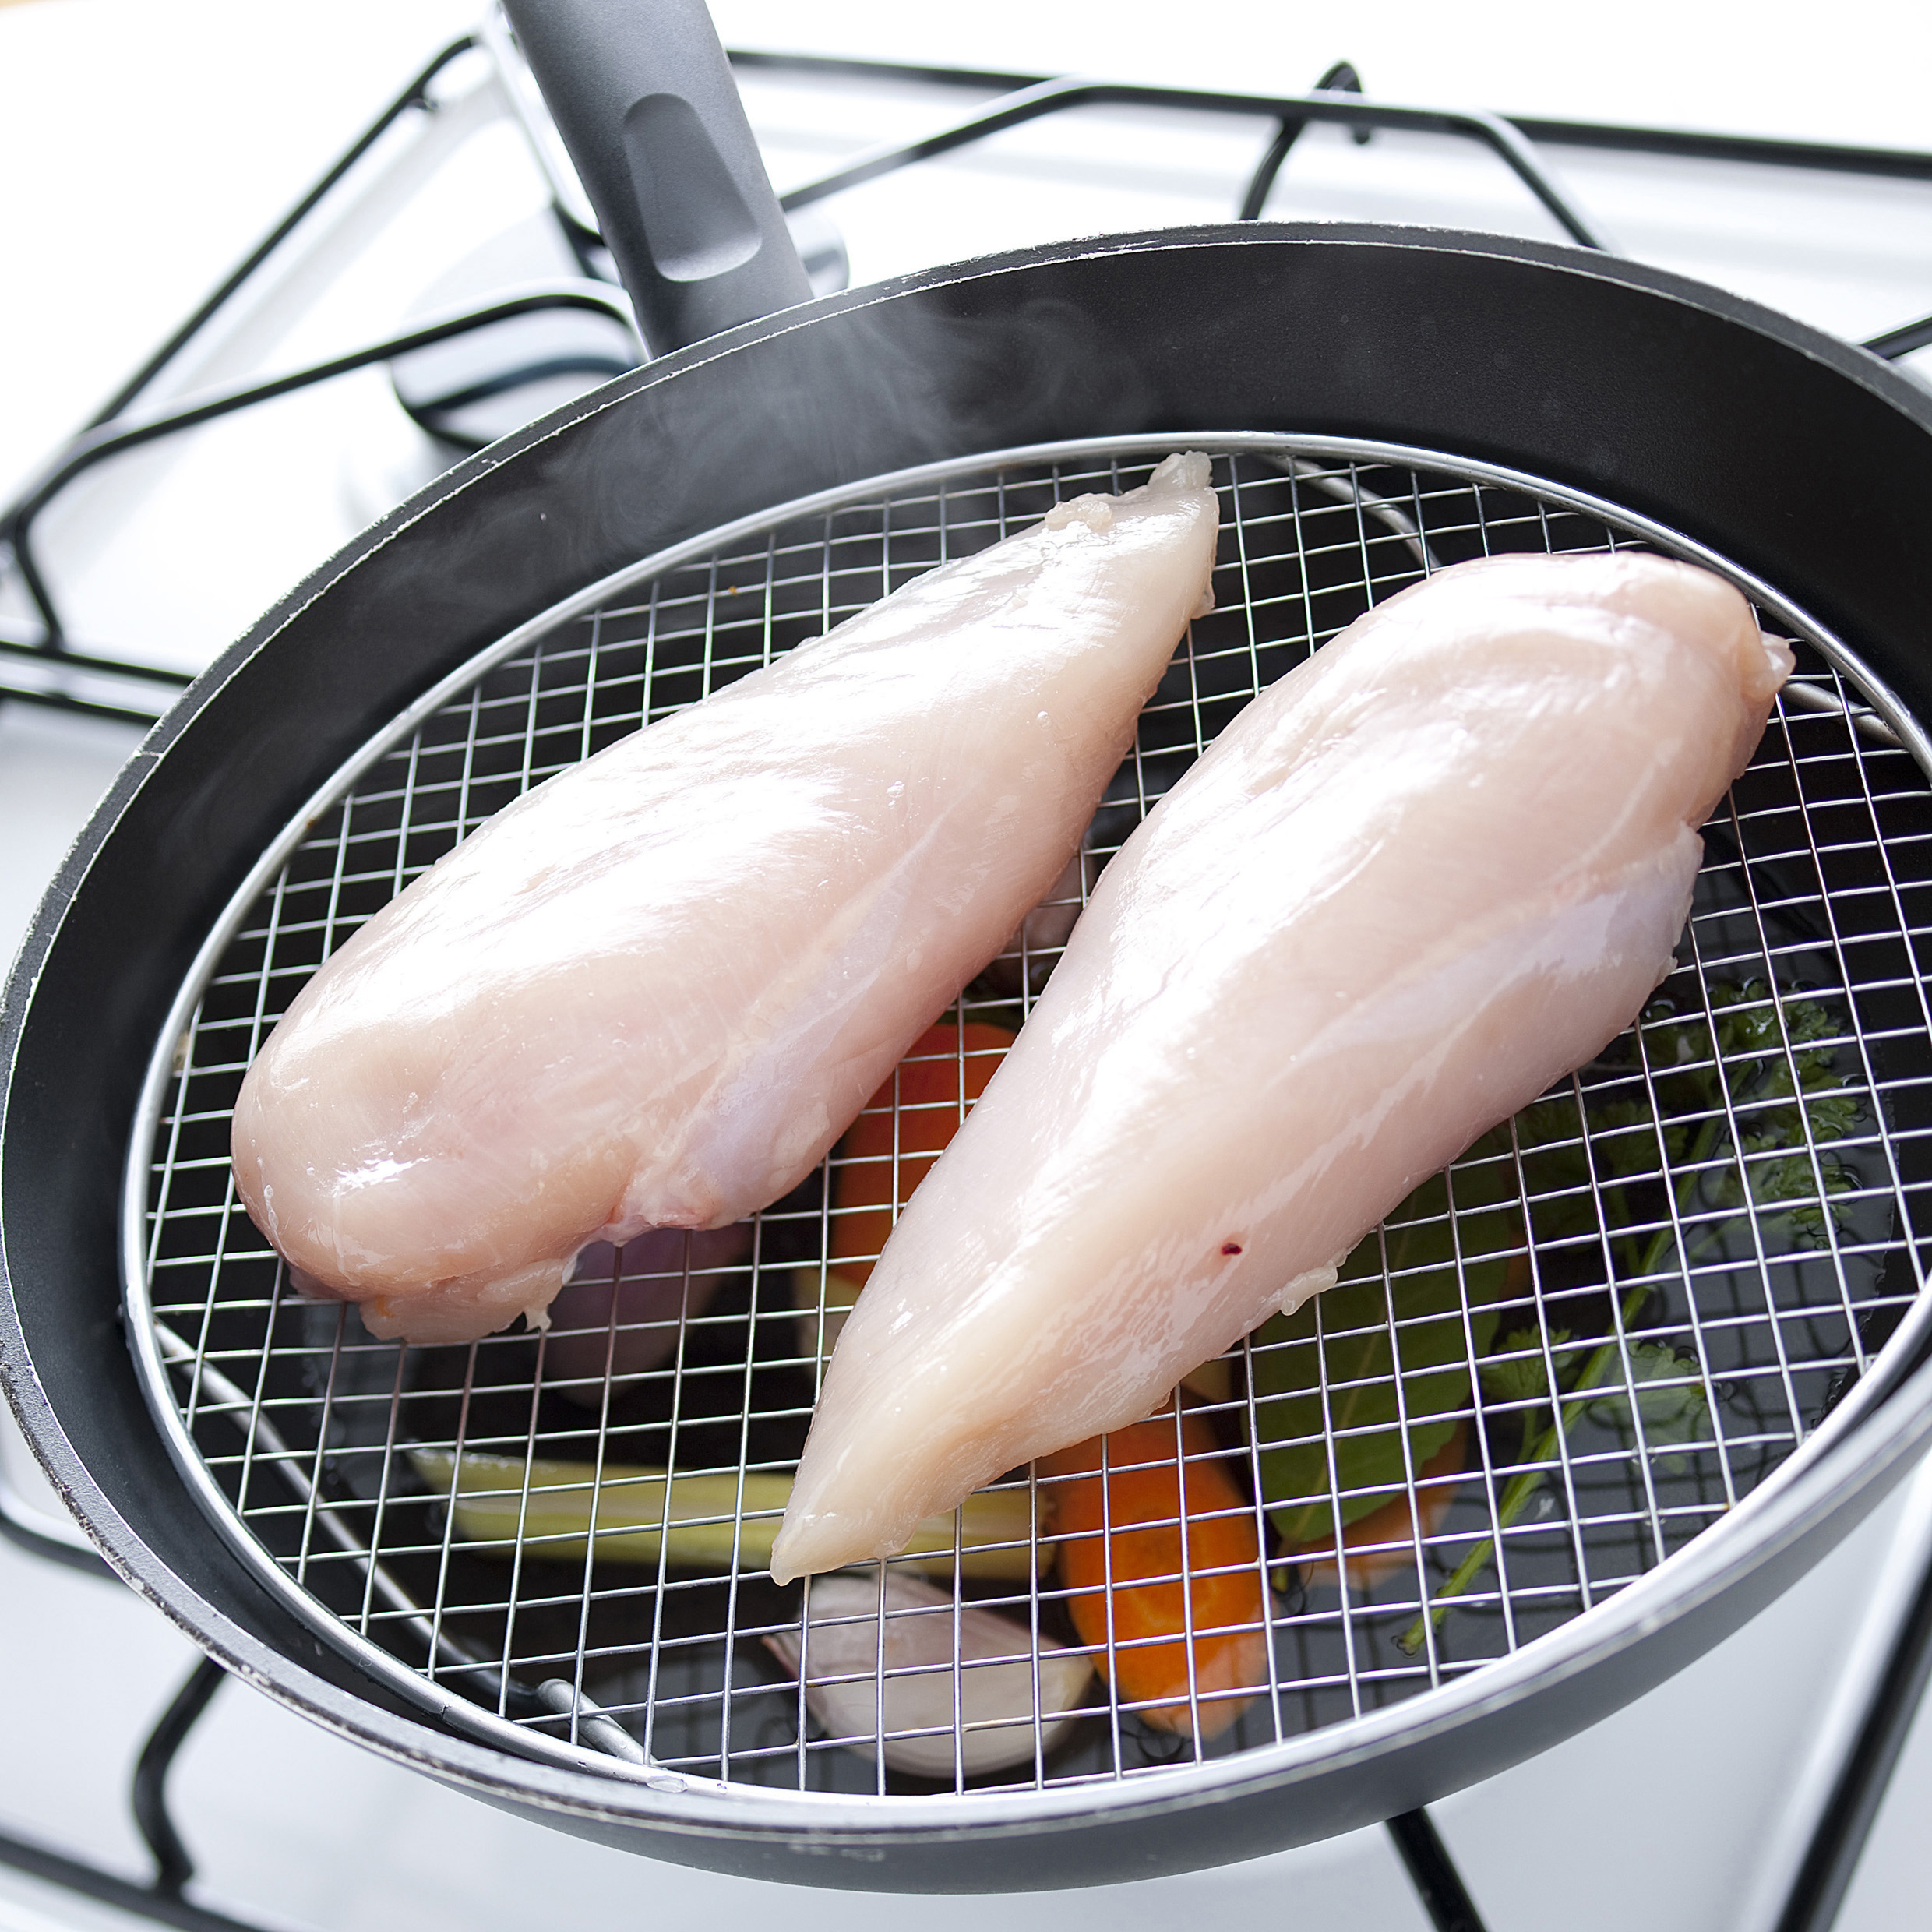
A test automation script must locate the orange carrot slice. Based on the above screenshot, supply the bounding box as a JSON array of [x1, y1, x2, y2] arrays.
[[830, 1020, 1014, 1285], [1041, 1405, 1270, 1739], [795, 1022, 1015, 1365]]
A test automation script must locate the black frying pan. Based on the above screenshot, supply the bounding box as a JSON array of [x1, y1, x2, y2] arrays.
[[6, 0, 1932, 1891]]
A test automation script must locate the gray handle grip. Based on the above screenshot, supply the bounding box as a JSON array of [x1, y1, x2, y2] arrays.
[[499, 0, 812, 354]]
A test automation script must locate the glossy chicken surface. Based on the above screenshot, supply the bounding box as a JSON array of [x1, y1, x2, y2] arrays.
[[770, 552, 1792, 1584], [230, 456, 1220, 1343]]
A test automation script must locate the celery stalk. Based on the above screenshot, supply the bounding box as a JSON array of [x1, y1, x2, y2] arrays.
[[409, 1449, 1048, 1578]]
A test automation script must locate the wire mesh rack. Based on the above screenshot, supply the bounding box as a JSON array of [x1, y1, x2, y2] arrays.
[[124, 432, 1932, 1803]]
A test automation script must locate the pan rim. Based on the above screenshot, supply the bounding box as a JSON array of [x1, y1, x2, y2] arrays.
[[118, 427, 1932, 1825], [76, 217, 1932, 800]]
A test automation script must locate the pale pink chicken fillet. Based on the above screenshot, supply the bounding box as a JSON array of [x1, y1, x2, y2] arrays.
[[230, 455, 1220, 1344], [770, 552, 1793, 1585]]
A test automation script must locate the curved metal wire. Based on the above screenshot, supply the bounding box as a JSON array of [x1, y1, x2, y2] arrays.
[[121, 432, 1932, 1812]]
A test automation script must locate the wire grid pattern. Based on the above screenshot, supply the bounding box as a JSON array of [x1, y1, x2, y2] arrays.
[[133, 440, 1932, 1800]]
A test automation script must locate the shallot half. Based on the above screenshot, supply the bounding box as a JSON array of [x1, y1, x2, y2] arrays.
[[763, 1572, 1091, 1779]]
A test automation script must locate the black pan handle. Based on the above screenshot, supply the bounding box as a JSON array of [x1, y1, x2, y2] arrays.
[[498, 0, 812, 354]]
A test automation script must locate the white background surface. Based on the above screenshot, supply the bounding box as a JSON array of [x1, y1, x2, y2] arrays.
[[4, 3, 1932, 1927], [7, 0, 1932, 506]]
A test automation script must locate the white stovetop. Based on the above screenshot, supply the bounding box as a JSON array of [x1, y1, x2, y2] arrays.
[[3, 5, 1932, 1928]]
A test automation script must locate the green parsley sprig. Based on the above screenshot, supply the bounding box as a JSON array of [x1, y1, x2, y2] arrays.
[[1394, 978, 1862, 1654]]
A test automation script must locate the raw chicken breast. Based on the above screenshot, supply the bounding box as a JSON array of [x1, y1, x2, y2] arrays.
[[230, 455, 1220, 1345], [770, 552, 1791, 1583]]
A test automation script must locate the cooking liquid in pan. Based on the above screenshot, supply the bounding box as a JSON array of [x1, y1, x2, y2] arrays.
[[129, 438, 1930, 1798]]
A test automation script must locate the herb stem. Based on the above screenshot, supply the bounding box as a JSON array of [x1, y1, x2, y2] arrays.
[[1396, 1110, 1724, 1656]]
